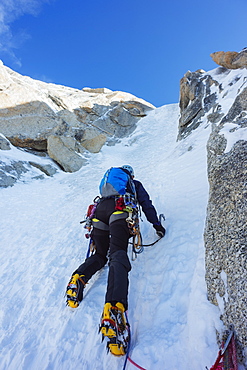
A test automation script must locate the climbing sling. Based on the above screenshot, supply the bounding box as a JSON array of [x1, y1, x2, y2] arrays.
[[129, 213, 165, 260]]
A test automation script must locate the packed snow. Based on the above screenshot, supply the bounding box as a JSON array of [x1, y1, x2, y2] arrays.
[[0, 102, 224, 370]]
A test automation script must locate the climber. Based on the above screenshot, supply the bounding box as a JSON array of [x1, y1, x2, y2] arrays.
[[66, 165, 165, 355]]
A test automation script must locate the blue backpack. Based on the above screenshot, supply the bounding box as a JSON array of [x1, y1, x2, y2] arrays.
[[99, 167, 135, 197]]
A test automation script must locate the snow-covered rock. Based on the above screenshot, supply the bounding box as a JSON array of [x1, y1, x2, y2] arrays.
[[179, 63, 247, 364], [0, 134, 11, 150], [0, 135, 59, 187], [0, 61, 154, 172]]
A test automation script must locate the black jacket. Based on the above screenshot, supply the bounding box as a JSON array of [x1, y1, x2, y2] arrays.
[[134, 179, 160, 226]]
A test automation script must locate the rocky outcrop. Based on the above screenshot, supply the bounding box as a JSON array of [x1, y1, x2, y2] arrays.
[[211, 49, 247, 69], [0, 101, 58, 150], [178, 69, 219, 139], [0, 157, 58, 188], [0, 61, 154, 172], [179, 55, 247, 365], [0, 134, 11, 150], [178, 57, 247, 140], [0, 160, 30, 187], [204, 80, 247, 365], [0, 134, 59, 187], [82, 87, 112, 93], [47, 135, 86, 173], [205, 127, 247, 364]]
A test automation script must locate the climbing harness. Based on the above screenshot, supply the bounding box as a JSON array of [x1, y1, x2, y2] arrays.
[[129, 218, 143, 261], [129, 213, 165, 261], [80, 196, 101, 231], [80, 196, 101, 258], [81, 196, 165, 260]]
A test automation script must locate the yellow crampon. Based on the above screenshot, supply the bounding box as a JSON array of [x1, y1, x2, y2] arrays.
[[66, 274, 85, 308], [107, 342, 126, 356], [100, 302, 129, 356], [100, 302, 117, 338]]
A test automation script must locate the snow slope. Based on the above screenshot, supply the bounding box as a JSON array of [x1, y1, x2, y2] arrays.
[[0, 103, 223, 370]]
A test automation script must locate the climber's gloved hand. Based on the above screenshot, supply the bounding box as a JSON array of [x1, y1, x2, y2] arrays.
[[153, 223, 166, 238]]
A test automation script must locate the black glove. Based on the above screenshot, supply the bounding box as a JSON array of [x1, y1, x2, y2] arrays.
[[153, 223, 166, 238]]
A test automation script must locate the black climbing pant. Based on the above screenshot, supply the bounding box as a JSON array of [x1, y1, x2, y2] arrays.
[[74, 198, 131, 309]]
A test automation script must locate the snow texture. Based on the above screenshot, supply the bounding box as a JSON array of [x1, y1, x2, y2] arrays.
[[0, 103, 223, 370]]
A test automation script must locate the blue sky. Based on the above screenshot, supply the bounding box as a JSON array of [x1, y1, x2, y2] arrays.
[[1, 0, 247, 107]]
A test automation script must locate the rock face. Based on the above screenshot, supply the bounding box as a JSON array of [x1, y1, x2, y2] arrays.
[[204, 85, 247, 363], [211, 49, 247, 69], [47, 135, 86, 173], [205, 136, 247, 362], [0, 61, 154, 172], [0, 134, 11, 150], [0, 141, 59, 187], [0, 159, 56, 187], [179, 57, 247, 365], [178, 69, 218, 139]]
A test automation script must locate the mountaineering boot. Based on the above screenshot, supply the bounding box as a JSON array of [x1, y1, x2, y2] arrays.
[[99, 302, 129, 356], [66, 273, 85, 308]]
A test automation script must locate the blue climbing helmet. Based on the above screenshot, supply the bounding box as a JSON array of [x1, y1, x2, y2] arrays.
[[121, 165, 134, 177]]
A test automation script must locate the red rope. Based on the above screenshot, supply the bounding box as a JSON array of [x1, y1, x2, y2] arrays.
[[128, 356, 147, 370], [230, 333, 238, 370], [210, 350, 224, 370], [210, 330, 238, 370]]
